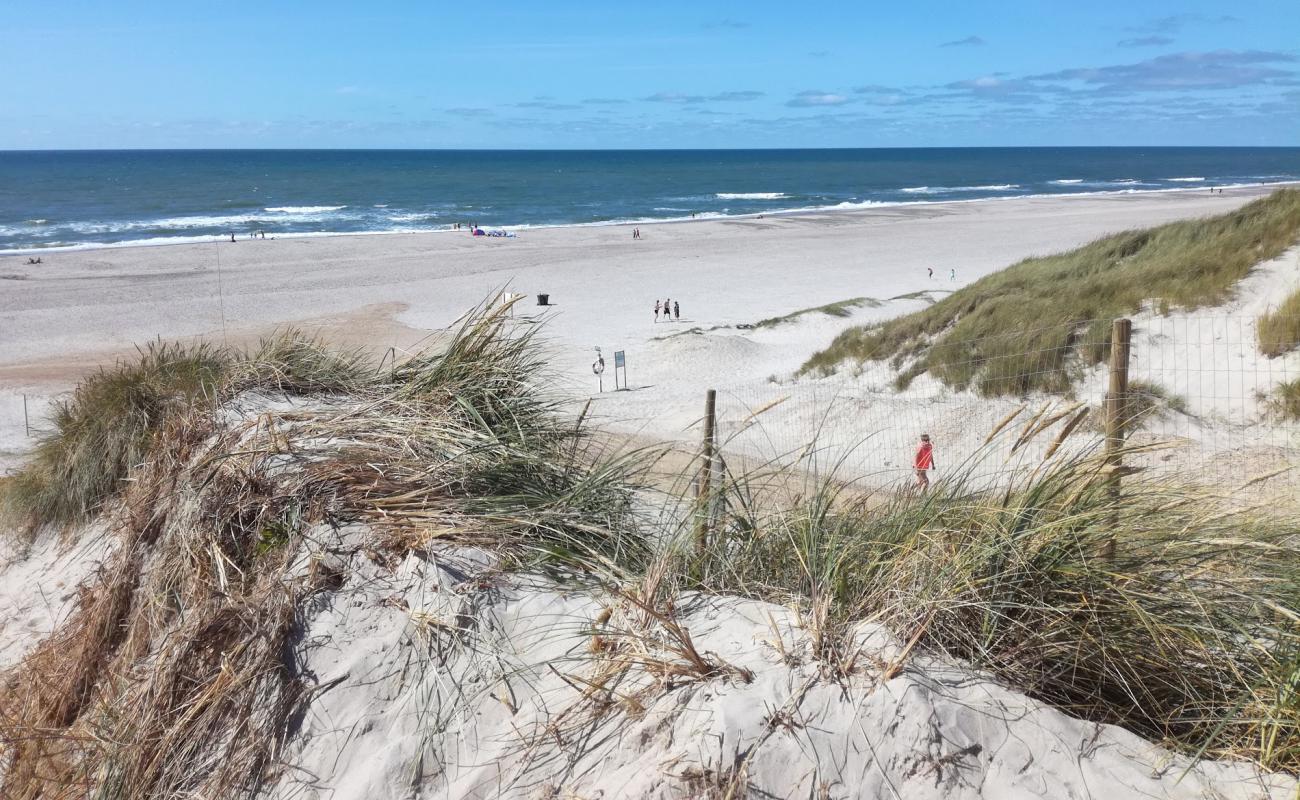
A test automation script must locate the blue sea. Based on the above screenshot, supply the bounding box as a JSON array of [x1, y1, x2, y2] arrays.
[[2, 148, 1298, 252]]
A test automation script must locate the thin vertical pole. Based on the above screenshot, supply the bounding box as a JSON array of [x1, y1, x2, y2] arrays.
[[1103, 318, 1132, 560], [696, 389, 717, 555], [23, 393, 29, 437], [214, 241, 229, 347]]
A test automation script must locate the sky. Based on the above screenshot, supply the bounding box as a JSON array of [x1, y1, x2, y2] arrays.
[[2, 0, 1298, 149]]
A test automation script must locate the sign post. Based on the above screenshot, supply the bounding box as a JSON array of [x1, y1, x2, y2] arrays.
[[613, 350, 627, 390]]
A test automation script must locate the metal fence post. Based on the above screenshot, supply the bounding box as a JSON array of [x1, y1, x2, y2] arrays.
[[1103, 318, 1132, 560]]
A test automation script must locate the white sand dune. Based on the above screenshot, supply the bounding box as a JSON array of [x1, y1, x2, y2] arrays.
[[2, 187, 1299, 797]]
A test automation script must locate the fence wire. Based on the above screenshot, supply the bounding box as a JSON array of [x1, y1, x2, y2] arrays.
[[710, 314, 1300, 500]]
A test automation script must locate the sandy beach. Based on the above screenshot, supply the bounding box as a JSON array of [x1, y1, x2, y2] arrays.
[[2, 185, 1296, 476]]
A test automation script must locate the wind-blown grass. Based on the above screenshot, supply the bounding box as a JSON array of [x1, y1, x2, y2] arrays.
[[666, 438, 1300, 771], [2, 330, 378, 533], [751, 297, 878, 329], [2, 299, 1297, 796], [801, 189, 1300, 395], [0, 300, 649, 798], [3, 341, 227, 528], [1258, 292, 1300, 358]]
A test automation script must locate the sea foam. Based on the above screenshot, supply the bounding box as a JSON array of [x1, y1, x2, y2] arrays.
[[265, 205, 348, 213], [715, 192, 787, 200], [902, 184, 1018, 194]]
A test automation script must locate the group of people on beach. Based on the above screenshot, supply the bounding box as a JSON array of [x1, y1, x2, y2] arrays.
[[653, 299, 680, 322], [632, 227, 642, 239], [927, 267, 956, 282]]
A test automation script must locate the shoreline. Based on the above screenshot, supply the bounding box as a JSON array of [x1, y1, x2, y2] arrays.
[[3, 180, 1296, 256]]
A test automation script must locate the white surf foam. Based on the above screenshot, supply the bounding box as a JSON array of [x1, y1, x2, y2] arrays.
[[715, 192, 787, 200], [903, 184, 1019, 194], [264, 205, 348, 213], [386, 212, 439, 222], [1050, 179, 1084, 185], [1165, 177, 1205, 183]]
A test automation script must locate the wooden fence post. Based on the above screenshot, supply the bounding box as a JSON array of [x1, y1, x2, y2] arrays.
[[1102, 318, 1132, 560], [23, 393, 30, 437], [696, 389, 717, 555]]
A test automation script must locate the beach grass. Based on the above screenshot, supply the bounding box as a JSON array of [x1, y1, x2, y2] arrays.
[[670, 438, 1300, 771], [1268, 378, 1300, 420], [0, 301, 649, 797], [800, 188, 1300, 394], [1, 330, 374, 533], [2, 302, 1298, 794], [1258, 290, 1300, 358], [751, 297, 878, 329], [2, 340, 227, 529]]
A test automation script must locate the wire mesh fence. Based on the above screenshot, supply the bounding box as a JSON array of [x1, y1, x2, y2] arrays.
[[707, 314, 1300, 501]]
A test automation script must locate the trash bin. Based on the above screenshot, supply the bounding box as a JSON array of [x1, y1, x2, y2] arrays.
[[537, 293, 550, 306]]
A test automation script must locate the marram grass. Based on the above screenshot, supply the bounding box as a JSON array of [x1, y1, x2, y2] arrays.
[[0, 299, 1297, 798], [801, 188, 1300, 395]]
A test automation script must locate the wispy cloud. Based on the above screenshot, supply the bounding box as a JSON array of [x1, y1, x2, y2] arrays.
[[1031, 50, 1297, 92], [644, 91, 706, 104], [940, 35, 985, 47], [1118, 36, 1175, 48], [786, 90, 850, 108], [582, 98, 626, 105], [644, 90, 764, 103], [944, 76, 1045, 103], [809, 50, 831, 58], [445, 107, 493, 117]]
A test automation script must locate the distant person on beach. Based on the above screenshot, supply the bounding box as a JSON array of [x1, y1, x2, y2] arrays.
[[927, 267, 933, 280], [654, 300, 661, 322], [673, 300, 680, 320], [950, 268, 956, 282], [230, 232, 236, 243], [914, 434, 934, 491], [663, 298, 671, 321]]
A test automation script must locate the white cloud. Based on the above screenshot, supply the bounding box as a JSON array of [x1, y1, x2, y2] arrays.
[[786, 90, 849, 108]]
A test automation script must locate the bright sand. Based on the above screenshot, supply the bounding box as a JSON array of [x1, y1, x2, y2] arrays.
[[2, 185, 1297, 479], [3, 187, 1300, 799]]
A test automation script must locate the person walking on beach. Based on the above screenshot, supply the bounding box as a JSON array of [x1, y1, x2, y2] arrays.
[[673, 300, 680, 320], [914, 434, 935, 492], [663, 298, 671, 322], [950, 268, 956, 282], [927, 267, 933, 280], [654, 300, 661, 323]]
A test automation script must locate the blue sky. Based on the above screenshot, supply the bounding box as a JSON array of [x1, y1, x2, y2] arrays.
[[2, 0, 1297, 148]]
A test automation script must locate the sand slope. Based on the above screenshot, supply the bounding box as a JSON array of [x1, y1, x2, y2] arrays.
[[266, 535, 1294, 799]]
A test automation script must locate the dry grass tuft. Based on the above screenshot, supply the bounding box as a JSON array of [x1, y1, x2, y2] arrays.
[[1258, 294, 1300, 358], [0, 300, 649, 797]]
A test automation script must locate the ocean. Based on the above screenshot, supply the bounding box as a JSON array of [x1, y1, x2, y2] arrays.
[[2, 147, 1298, 252]]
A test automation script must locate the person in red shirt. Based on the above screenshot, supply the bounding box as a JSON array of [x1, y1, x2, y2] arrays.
[[914, 434, 934, 491]]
